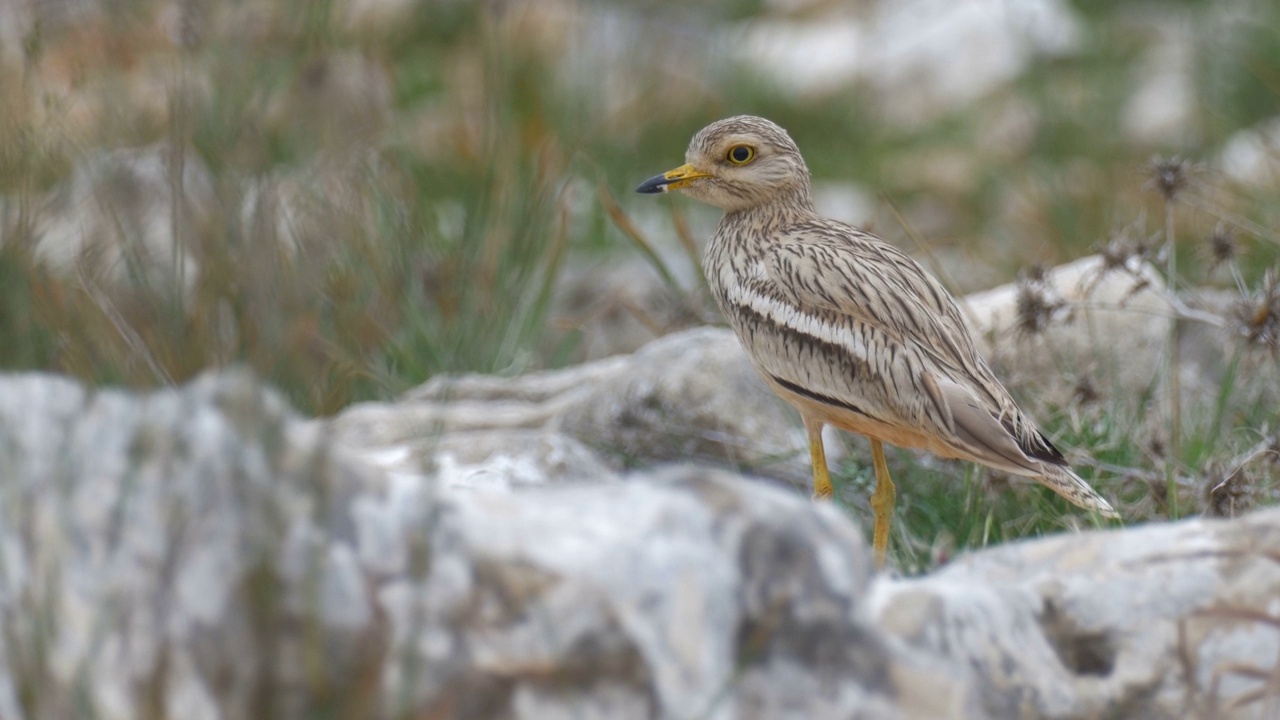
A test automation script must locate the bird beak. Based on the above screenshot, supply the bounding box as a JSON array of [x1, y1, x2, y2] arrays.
[[635, 163, 713, 194]]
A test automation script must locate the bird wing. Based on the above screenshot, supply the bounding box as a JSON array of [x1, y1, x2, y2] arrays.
[[767, 223, 979, 377], [759, 221, 1062, 475]]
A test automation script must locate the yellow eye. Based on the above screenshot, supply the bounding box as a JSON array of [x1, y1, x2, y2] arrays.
[[726, 145, 755, 165]]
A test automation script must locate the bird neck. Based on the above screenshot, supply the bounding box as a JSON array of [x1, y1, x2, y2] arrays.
[[722, 184, 817, 234]]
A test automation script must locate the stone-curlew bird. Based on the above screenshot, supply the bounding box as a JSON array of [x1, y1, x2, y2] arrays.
[[636, 115, 1118, 567]]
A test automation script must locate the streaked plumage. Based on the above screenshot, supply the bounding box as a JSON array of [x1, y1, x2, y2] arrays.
[[637, 116, 1118, 565]]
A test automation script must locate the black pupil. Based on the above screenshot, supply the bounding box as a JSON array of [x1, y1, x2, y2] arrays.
[[731, 146, 750, 162]]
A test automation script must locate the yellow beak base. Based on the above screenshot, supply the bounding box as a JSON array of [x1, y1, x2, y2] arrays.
[[635, 163, 713, 194]]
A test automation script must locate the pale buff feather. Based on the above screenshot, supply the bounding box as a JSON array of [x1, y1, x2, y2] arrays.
[[641, 115, 1117, 518]]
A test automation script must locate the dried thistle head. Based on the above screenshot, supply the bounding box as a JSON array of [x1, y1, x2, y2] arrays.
[[1014, 277, 1062, 336], [1144, 155, 1195, 203], [1202, 224, 1237, 272], [1229, 268, 1280, 355], [1097, 234, 1130, 272], [1203, 463, 1256, 518], [1072, 375, 1100, 406], [1024, 262, 1049, 283], [1094, 226, 1156, 274], [1147, 435, 1167, 461]]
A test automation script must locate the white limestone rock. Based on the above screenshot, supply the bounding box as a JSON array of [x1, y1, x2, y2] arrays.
[[866, 509, 1280, 719], [2, 370, 1280, 718], [331, 327, 817, 490]]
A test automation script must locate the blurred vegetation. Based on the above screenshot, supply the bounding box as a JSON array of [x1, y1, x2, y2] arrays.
[[0, 0, 1279, 564]]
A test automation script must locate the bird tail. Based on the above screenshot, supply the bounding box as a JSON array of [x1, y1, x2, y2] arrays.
[[1036, 464, 1120, 519]]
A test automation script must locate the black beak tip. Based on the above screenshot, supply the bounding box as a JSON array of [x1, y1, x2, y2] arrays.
[[635, 174, 668, 194]]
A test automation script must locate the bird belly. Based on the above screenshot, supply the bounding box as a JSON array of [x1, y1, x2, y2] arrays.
[[761, 373, 943, 451]]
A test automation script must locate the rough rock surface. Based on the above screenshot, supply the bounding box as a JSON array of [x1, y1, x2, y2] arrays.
[[0, 370, 933, 720], [331, 326, 819, 489], [868, 511, 1280, 719], [2, 370, 1278, 719]]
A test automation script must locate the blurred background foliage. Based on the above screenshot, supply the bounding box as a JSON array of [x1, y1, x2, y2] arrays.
[[0, 0, 1278, 423]]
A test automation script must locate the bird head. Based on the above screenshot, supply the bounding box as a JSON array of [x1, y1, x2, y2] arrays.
[[636, 115, 812, 213]]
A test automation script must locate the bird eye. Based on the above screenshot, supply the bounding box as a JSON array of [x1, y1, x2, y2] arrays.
[[726, 145, 755, 165]]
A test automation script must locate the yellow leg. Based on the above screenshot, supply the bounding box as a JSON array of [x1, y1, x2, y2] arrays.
[[869, 438, 895, 569], [804, 417, 833, 500]]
